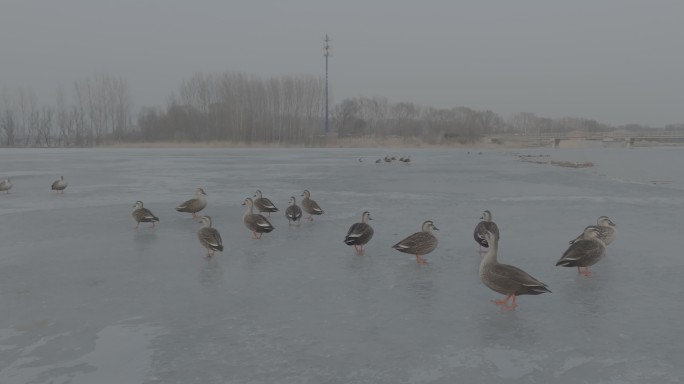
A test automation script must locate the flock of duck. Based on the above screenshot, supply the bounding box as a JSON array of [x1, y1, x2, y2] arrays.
[[136, 187, 326, 255], [2, 174, 617, 311], [370, 155, 411, 163], [473, 210, 616, 310], [136, 184, 617, 311]]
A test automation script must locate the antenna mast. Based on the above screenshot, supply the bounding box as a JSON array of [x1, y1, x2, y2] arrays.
[[323, 34, 331, 134]]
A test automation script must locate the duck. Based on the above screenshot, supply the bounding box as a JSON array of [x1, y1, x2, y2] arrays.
[[0, 178, 12, 193], [301, 189, 324, 221], [473, 210, 500, 253], [285, 196, 303, 226], [197, 216, 223, 257], [392, 220, 439, 265], [375, 158, 382, 163], [596, 216, 616, 245], [131, 201, 160, 229], [51, 176, 67, 193], [569, 216, 616, 246], [344, 211, 374, 255], [479, 230, 551, 310], [253, 189, 279, 217], [242, 197, 275, 239], [557, 225, 606, 276], [175, 188, 207, 219]]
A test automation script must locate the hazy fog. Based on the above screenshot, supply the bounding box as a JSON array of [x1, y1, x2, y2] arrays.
[[1, 0, 683, 126]]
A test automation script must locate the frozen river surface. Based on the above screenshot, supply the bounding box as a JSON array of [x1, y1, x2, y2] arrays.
[[1, 147, 683, 383]]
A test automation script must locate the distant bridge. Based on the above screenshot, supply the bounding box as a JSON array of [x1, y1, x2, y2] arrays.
[[487, 131, 684, 148]]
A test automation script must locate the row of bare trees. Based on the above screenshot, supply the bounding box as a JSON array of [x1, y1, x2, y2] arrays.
[[135, 72, 324, 144], [0, 88, 54, 147], [2, 69, 678, 147], [1, 73, 132, 147], [331, 96, 508, 143]]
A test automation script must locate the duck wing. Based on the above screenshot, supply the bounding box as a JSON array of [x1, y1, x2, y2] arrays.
[[344, 223, 374, 245], [392, 232, 437, 255], [199, 228, 223, 251], [557, 239, 605, 267], [489, 263, 551, 295], [255, 197, 279, 212]]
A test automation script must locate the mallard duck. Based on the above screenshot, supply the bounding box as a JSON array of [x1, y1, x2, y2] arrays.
[[301, 190, 324, 221], [0, 178, 12, 193], [569, 216, 616, 246], [175, 188, 207, 219], [392, 220, 439, 265], [51, 176, 67, 193], [253, 189, 279, 217], [132, 201, 159, 229], [479, 230, 550, 310], [197, 216, 223, 257], [557, 225, 606, 276], [242, 198, 275, 239], [285, 196, 303, 226], [344, 211, 374, 255], [474, 210, 500, 253]]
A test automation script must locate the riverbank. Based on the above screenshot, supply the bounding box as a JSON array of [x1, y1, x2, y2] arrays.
[[102, 136, 558, 149]]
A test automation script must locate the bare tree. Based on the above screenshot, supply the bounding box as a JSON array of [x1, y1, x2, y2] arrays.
[[508, 112, 539, 135], [13, 88, 40, 147], [359, 97, 389, 137], [110, 76, 132, 141], [334, 98, 366, 138], [35, 106, 54, 147], [476, 110, 505, 134], [69, 73, 133, 145], [72, 80, 91, 146], [55, 85, 75, 146], [0, 90, 16, 147], [390, 102, 421, 140]]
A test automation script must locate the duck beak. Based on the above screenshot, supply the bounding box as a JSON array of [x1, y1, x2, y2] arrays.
[[433, 226, 440, 231]]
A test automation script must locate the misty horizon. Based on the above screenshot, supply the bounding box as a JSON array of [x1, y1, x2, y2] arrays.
[[1, 1, 683, 127]]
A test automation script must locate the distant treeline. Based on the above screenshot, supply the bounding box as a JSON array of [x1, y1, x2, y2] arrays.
[[136, 72, 324, 144], [1, 71, 683, 147]]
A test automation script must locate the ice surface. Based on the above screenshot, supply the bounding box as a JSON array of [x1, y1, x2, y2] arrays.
[[1, 146, 683, 383]]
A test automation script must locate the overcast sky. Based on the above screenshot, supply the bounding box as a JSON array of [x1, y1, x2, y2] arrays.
[[1, 1, 682, 126]]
